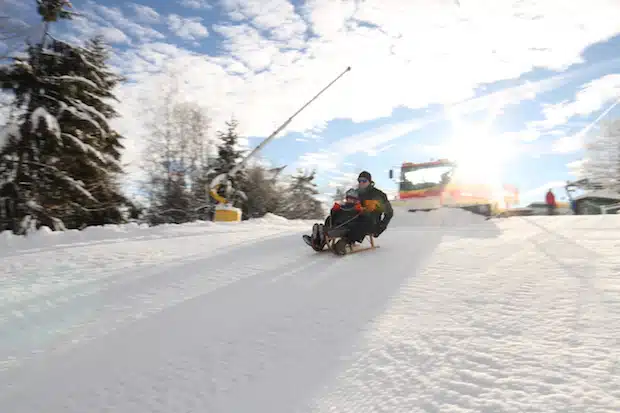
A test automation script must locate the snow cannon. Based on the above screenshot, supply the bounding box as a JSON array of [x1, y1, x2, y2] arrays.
[[210, 174, 243, 222], [207, 66, 352, 223]]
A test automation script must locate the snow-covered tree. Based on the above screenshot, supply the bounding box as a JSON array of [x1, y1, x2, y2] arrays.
[[209, 118, 248, 209], [278, 169, 324, 219], [580, 118, 620, 191], [241, 164, 285, 219], [0, 2, 129, 232]]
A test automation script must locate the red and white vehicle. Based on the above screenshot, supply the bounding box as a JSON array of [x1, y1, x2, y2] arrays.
[[389, 159, 519, 216]]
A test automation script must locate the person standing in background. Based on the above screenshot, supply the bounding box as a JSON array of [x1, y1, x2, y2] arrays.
[[545, 188, 556, 215]]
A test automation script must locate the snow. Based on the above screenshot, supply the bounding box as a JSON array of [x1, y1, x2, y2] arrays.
[[215, 203, 241, 211], [30, 106, 61, 141], [62, 131, 122, 168], [58, 101, 106, 136], [47, 75, 99, 90], [1, 209, 619, 412]]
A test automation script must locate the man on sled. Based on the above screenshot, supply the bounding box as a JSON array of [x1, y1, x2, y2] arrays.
[[302, 171, 394, 255]]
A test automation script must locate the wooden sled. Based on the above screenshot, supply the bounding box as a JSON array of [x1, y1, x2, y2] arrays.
[[324, 227, 379, 256]]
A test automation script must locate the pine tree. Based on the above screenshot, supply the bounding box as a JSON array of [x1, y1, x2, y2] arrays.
[[278, 169, 324, 219], [210, 118, 248, 209], [56, 35, 130, 226], [0, 2, 128, 232], [241, 164, 285, 218]]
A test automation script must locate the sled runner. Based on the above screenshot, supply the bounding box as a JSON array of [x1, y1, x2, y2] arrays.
[[330, 233, 378, 256], [302, 224, 379, 256]]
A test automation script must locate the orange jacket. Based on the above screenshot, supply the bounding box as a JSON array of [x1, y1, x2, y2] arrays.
[[332, 201, 363, 212]]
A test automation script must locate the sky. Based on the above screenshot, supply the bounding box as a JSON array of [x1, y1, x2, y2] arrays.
[[2, 0, 620, 206]]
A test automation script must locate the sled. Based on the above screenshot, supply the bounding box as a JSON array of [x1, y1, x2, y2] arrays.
[[304, 227, 379, 256]]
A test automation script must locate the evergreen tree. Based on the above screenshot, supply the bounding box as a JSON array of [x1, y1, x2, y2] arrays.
[[57, 35, 130, 226], [149, 168, 192, 224], [0, 1, 128, 232], [210, 118, 248, 209], [241, 164, 285, 219], [278, 169, 324, 219]]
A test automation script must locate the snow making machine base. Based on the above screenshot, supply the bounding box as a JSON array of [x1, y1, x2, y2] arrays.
[[213, 204, 242, 222]]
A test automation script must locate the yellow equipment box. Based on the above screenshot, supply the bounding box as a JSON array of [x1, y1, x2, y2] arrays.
[[214, 204, 242, 222]]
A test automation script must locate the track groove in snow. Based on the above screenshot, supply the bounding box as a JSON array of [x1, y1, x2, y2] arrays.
[[303, 216, 620, 413], [0, 227, 444, 411], [0, 230, 317, 371], [1, 211, 619, 412], [0, 229, 289, 310]]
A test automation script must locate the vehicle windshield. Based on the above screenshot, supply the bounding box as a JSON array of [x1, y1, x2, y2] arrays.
[[400, 163, 454, 191]]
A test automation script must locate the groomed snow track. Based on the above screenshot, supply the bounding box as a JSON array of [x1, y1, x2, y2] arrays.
[[0, 209, 618, 412]]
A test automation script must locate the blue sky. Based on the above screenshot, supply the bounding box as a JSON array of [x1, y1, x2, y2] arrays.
[[2, 0, 620, 206]]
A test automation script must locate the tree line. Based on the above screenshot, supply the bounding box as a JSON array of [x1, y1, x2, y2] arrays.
[[0, 0, 326, 234]]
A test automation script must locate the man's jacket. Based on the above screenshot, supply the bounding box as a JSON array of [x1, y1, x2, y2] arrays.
[[358, 185, 393, 226]]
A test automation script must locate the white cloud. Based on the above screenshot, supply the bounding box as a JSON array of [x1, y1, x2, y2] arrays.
[[48, 1, 164, 48], [111, 0, 620, 144], [167, 14, 209, 41], [534, 74, 620, 131], [496, 129, 541, 143], [294, 69, 584, 170], [84, 1, 164, 42], [129, 4, 160, 24], [5, 0, 620, 186], [326, 171, 358, 189], [178, 0, 212, 10], [97, 27, 131, 44], [212, 24, 279, 71], [551, 134, 583, 154], [2, 0, 28, 9], [296, 118, 430, 172], [110, 43, 199, 79], [300, 0, 356, 37], [219, 0, 307, 45], [366, 143, 395, 156], [537, 79, 620, 155], [0, 5, 44, 58], [566, 159, 585, 177]]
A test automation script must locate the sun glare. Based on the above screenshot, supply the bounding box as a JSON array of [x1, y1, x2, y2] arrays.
[[442, 117, 514, 198]]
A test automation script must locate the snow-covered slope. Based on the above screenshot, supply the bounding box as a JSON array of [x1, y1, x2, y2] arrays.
[[1, 209, 619, 412]]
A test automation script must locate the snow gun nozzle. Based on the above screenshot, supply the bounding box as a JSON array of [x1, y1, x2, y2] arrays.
[[346, 66, 351, 71]]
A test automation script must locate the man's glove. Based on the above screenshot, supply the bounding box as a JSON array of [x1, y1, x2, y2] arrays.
[[374, 221, 387, 237]]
